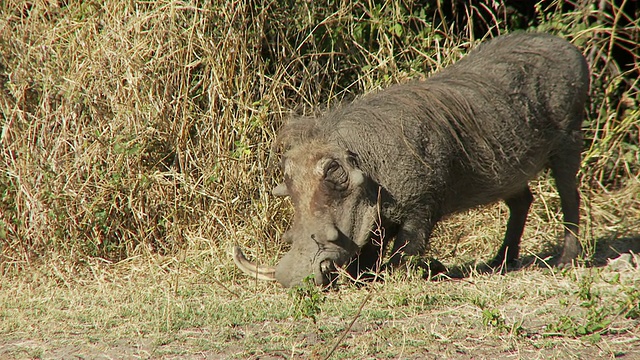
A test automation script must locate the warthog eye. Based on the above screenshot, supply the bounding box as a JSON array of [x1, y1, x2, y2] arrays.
[[324, 160, 348, 191]]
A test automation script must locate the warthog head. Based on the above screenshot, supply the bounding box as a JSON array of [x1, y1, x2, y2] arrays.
[[234, 141, 379, 287]]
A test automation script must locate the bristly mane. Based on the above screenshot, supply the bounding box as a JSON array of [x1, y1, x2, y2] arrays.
[[274, 116, 322, 151], [275, 33, 581, 183], [275, 78, 523, 182]]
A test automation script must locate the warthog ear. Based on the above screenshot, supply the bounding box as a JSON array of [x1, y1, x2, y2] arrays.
[[272, 183, 289, 197]]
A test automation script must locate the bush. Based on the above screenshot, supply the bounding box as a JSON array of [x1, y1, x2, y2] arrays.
[[0, 0, 637, 265]]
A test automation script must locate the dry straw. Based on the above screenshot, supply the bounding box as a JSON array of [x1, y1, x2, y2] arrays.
[[0, 0, 638, 274]]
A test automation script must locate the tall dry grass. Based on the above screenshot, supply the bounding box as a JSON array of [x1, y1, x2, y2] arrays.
[[0, 0, 638, 271]]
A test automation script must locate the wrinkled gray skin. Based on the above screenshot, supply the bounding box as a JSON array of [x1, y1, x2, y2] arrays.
[[265, 33, 589, 287]]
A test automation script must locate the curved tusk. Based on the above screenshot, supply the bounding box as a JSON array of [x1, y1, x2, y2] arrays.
[[232, 245, 277, 281]]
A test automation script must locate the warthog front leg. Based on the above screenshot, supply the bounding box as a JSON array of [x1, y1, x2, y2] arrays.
[[491, 186, 533, 267]]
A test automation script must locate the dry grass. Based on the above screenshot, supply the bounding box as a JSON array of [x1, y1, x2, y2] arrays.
[[1, 0, 639, 358], [1, 0, 289, 266], [0, 182, 638, 359], [1, 0, 638, 265]]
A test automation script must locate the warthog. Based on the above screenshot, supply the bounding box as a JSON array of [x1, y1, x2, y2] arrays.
[[234, 32, 590, 287]]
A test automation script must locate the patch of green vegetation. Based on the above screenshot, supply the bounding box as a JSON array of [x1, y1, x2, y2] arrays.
[[606, 271, 640, 320], [478, 304, 524, 336], [289, 275, 325, 323], [545, 270, 618, 340], [482, 308, 506, 329]]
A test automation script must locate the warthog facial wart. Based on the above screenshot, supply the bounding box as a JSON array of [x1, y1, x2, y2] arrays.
[[234, 33, 590, 287]]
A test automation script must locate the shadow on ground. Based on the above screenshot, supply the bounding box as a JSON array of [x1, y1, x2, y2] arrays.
[[432, 233, 640, 280]]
